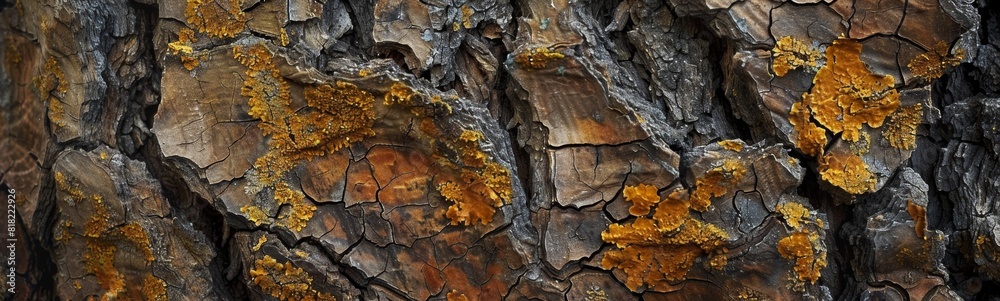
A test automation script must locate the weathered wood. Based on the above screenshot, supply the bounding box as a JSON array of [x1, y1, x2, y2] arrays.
[[3, 0, 1000, 299]]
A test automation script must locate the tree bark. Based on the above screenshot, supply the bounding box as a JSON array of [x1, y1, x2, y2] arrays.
[[1, 0, 999, 300]]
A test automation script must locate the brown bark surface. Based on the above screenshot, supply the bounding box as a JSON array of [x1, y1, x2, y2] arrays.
[[2, 0, 1000, 299]]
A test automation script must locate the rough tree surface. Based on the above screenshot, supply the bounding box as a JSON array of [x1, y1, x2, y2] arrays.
[[1, 0, 999, 299]]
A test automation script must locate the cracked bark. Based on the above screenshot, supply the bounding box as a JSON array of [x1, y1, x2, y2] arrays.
[[2, 0, 1000, 300]]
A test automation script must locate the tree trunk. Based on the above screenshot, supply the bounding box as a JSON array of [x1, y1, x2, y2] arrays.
[[2, 0, 999, 299]]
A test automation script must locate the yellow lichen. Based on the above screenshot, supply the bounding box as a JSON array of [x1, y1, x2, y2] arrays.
[[908, 41, 964, 81], [461, 5, 474, 29], [280, 28, 290, 46], [429, 95, 453, 114], [514, 47, 565, 69], [718, 140, 744, 152], [818, 153, 876, 194], [34, 57, 69, 127], [168, 28, 200, 70], [249, 255, 336, 301], [884, 103, 923, 150], [777, 202, 810, 229], [141, 275, 168, 301], [801, 38, 900, 142], [906, 200, 927, 240], [57, 221, 73, 242], [777, 230, 826, 283], [235, 43, 376, 231], [446, 290, 468, 301], [253, 234, 268, 251], [185, 0, 246, 38], [771, 36, 823, 77], [586, 288, 609, 301], [241, 204, 271, 226], [602, 186, 728, 291], [55, 172, 85, 202]]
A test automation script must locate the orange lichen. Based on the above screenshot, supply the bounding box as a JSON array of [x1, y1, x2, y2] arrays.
[[121, 222, 154, 262], [884, 103, 923, 150], [514, 47, 565, 69], [602, 186, 728, 291], [168, 28, 200, 70], [235, 43, 376, 231], [777, 230, 826, 283], [908, 41, 964, 81], [429, 127, 512, 226], [777, 202, 811, 229], [802, 38, 900, 142], [446, 290, 469, 301], [141, 275, 168, 301], [771, 36, 822, 77], [34, 57, 69, 127], [84, 195, 111, 238], [185, 0, 246, 38], [785, 38, 900, 194], [275, 184, 316, 231], [56, 172, 125, 297], [623, 184, 659, 216], [84, 239, 125, 298], [249, 255, 336, 301], [383, 82, 453, 117], [384, 82, 416, 106], [906, 200, 927, 240], [818, 153, 876, 194], [436, 160, 512, 226], [718, 140, 744, 152], [689, 159, 746, 212], [789, 100, 828, 157]]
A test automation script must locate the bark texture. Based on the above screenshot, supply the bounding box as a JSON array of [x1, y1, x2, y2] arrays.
[[1, 0, 1000, 299]]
